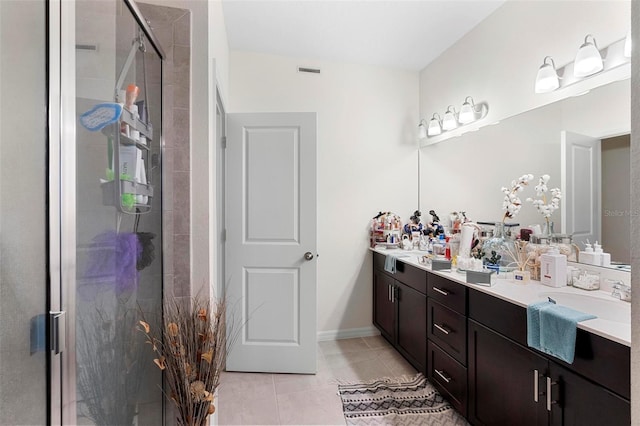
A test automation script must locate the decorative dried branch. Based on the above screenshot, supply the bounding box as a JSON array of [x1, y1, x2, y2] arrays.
[[139, 295, 231, 426]]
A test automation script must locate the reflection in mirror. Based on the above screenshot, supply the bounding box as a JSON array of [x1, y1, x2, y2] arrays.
[[420, 78, 629, 270]]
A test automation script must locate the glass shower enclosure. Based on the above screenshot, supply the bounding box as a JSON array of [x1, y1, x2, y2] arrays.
[[0, 1, 165, 424], [74, 0, 164, 424]]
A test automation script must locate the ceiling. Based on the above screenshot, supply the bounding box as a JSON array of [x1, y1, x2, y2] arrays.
[[221, 0, 505, 71]]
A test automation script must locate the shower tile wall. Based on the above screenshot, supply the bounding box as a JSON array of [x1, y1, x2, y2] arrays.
[[138, 3, 191, 298]]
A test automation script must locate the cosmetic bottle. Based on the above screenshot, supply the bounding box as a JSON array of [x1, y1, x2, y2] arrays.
[[593, 242, 609, 267], [580, 242, 597, 266], [540, 247, 567, 287]]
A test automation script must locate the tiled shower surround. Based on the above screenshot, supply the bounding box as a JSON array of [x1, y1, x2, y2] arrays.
[[138, 3, 191, 297]]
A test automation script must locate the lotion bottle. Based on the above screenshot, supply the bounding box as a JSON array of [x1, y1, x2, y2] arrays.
[[580, 242, 597, 266], [593, 241, 611, 266], [540, 247, 567, 287]]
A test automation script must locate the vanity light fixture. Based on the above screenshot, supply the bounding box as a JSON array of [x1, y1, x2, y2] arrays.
[[427, 113, 442, 136], [441, 106, 458, 131], [624, 30, 631, 58], [574, 34, 603, 78], [534, 32, 630, 95], [458, 96, 480, 124], [534, 56, 560, 93], [421, 99, 489, 142], [418, 119, 428, 139]]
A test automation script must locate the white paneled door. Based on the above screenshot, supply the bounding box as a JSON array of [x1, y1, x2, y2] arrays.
[[561, 130, 601, 247], [226, 113, 317, 374]]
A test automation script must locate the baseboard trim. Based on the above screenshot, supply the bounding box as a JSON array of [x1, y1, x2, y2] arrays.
[[316, 326, 381, 341]]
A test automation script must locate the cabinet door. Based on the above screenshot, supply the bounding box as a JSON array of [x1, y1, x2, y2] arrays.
[[468, 320, 548, 426], [549, 363, 630, 426], [373, 269, 395, 342], [396, 282, 427, 374]]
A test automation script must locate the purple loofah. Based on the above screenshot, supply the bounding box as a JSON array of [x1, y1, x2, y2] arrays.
[[82, 231, 142, 297]]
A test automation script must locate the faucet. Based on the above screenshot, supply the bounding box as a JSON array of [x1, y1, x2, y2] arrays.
[[611, 281, 631, 302]]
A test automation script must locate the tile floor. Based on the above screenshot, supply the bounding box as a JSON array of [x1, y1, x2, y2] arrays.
[[217, 335, 418, 425]]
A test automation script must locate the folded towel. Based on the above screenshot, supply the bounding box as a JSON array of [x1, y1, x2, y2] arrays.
[[384, 255, 397, 274], [527, 301, 596, 364]]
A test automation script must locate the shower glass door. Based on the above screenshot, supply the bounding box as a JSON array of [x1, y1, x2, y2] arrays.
[[0, 1, 48, 424], [73, 1, 164, 424]]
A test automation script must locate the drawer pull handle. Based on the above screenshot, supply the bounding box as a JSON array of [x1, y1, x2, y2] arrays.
[[433, 287, 449, 296], [435, 369, 451, 383], [434, 323, 450, 335], [546, 376, 558, 412]]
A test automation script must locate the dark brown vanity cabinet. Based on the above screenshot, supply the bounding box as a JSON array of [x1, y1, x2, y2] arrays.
[[468, 288, 630, 426], [372, 252, 630, 425], [468, 319, 549, 426], [372, 253, 427, 374], [426, 273, 469, 417]]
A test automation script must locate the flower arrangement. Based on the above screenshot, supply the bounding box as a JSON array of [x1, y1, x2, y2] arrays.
[[139, 295, 229, 426], [501, 174, 534, 222], [526, 174, 562, 233]]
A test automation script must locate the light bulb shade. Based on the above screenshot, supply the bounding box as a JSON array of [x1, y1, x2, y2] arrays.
[[574, 35, 603, 78], [624, 29, 631, 58], [418, 122, 427, 139], [534, 57, 559, 93], [458, 97, 476, 124], [442, 106, 458, 131], [427, 114, 442, 136]]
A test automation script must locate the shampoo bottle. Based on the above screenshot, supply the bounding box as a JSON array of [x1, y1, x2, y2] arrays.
[[540, 247, 567, 287]]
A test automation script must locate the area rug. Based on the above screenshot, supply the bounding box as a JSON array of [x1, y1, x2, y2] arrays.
[[338, 374, 468, 426]]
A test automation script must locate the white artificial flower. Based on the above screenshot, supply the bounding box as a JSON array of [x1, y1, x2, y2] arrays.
[[527, 175, 561, 219]]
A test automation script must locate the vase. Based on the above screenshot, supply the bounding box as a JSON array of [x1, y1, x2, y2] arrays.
[[542, 220, 554, 237], [482, 222, 514, 268]]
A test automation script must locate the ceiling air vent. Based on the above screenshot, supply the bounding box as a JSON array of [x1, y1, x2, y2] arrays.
[[298, 67, 321, 74], [76, 44, 98, 51]]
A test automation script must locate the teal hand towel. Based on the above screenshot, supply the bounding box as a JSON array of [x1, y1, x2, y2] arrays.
[[539, 304, 596, 364], [384, 255, 397, 274], [527, 301, 553, 350]]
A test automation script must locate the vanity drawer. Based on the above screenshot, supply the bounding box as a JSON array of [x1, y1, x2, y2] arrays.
[[428, 340, 467, 417], [373, 252, 427, 294], [428, 272, 467, 314], [428, 299, 467, 365]]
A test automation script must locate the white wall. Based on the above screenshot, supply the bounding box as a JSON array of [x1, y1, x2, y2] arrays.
[[229, 51, 419, 335]]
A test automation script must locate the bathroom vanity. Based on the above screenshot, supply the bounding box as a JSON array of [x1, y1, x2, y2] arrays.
[[372, 250, 630, 425]]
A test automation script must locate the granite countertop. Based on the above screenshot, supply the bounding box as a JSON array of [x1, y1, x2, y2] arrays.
[[371, 247, 631, 347]]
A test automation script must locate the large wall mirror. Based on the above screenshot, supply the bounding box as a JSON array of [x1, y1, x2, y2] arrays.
[[420, 77, 629, 270]]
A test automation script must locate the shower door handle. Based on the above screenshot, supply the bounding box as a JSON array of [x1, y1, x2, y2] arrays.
[[50, 311, 66, 355]]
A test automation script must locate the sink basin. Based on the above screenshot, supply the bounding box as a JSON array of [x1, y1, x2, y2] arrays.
[[538, 292, 630, 323]]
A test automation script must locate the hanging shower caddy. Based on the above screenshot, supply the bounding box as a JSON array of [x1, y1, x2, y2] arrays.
[[101, 29, 154, 214]]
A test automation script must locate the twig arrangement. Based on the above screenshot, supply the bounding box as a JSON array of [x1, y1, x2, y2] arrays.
[[503, 240, 536, 272], [139, 296, 228, 426]]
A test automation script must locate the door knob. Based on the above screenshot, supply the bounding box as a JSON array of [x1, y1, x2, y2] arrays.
[[304, 252, 314, 261]]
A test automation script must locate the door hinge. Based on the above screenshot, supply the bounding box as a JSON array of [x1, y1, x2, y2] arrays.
[[50, 311, 66, 355], [221, 136, 227, 149], [221, 229, 227, 242]]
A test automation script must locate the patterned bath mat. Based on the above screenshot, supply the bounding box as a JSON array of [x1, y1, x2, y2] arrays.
[[338, 374, 468, 426]]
